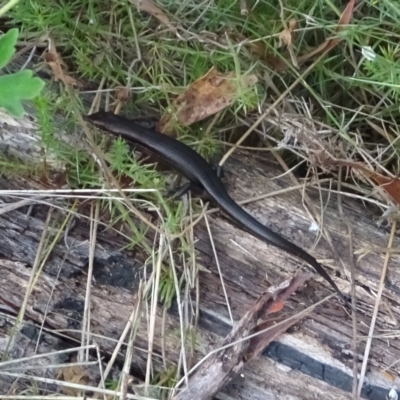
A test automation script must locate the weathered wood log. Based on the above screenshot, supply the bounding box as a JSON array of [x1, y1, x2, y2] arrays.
[[173, 273, 313, 400], [0, 81, 399, 399]]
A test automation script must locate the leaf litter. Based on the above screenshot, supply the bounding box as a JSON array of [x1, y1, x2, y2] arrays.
[[158, 67, 258, 134]]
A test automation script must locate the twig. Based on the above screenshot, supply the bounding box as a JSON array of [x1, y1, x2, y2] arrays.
[[357, 221, 397, 397], [145, 233, 165, 395], [120, 283, 144, 400], [240, 0, 248, 15], [80, 201, 100, 362], [203, 201, 233, 325]]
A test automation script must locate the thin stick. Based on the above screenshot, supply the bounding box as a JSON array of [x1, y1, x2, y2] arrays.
[[144, 234, 164, 394], [203, 203, 234, 325], [80, 201, 100, 362], [357, 221, 397, 397]]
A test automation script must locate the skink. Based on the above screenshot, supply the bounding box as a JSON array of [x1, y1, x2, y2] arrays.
[[85, 111, 347, 302]]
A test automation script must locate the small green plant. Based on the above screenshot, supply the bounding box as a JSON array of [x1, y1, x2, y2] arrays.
[[361, 45, 400, 101], [152, 364, 178, 399], [158, 263, 178, 309], [0, 28, 44, 117], [105, 378, 119, 391]]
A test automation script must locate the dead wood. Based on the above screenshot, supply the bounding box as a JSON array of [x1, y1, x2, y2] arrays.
[[173, 273, 312, 400]]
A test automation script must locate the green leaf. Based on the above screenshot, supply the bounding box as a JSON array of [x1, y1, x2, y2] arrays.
[[0, 28, 18, 69], [0, 70, 45, 118]]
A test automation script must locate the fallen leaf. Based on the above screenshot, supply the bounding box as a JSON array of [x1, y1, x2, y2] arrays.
[[327, 159, 400, 205], [268, 299, 284, 313], [278, 18, 298, 68], [158, 67, 258, 134], [44, 38, 82, 87], [129, 0, 176, 33], [368, 174, 400, 206], [57, 365, 89, 396], [244, 272, 312, 362], [278, 18, 296, 48]]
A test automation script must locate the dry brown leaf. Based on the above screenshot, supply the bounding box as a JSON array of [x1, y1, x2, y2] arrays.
[[158, 67, 258, 134], [361, 171, 400, 206], [244, 272, 312, 362], [278, 18, 296, 48], [57, 365, 89, 396], [371, 174, 400, 205], [129, 0, 176, 33], [266, 18, 298, 70], [328, 159, 400, 205], [279, 19, 298, 68], [44, 38, 82, 87]]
